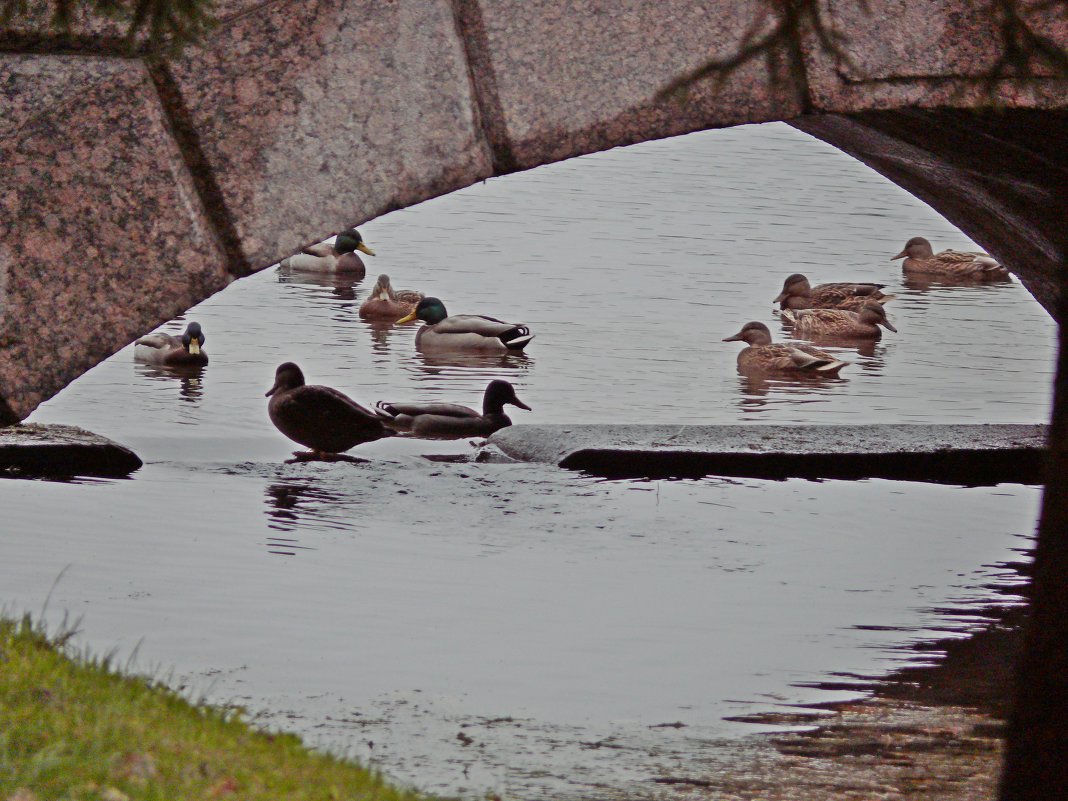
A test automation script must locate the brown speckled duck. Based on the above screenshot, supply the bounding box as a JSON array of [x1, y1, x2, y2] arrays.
[[891, 237, 1009, 279], [375, 379, 531, 438], [723, 322, 848, 376], [782, 302, 897, 339], [774, 273, 894, 311], [266, 362, 393, 457], [279, 228, 375, 275], [358, 274, 424, 321], [134, 322, 208, 366]]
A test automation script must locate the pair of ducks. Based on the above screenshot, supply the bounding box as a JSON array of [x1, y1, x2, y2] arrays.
[[266, 363, 531, 457]]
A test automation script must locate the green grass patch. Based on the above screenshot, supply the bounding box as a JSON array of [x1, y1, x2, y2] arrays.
[[0, 615, 435, 801]]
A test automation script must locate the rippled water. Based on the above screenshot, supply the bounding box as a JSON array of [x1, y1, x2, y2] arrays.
[[0, 122, 1054, 799]]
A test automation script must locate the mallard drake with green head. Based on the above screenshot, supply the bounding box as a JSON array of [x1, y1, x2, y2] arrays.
[[782, 302, 897, 339], [279, 228, 375, 275], [358, 274, 424, 321], [891, 237, 1009, 279], [134, 322, 208, 366], [266, 362, 393, 456], [774, 273, 893, 311], [375, 379, 531, 438], [723, 322, 848, 375], [397, 297, 534, 352]]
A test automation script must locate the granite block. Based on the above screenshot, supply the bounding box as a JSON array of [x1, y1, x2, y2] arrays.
[[0, 57, 230, 422], [459, 0, 805, 170], [804, 0, 1068, 112], [166, 0, 492, 271]]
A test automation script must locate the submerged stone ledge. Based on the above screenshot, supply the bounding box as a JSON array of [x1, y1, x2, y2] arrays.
[[0, 423, 143, 478], [489, 424, 1048, 484]]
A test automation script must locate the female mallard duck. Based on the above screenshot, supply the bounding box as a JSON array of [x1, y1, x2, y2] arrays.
[[782, 302, 897, 339], [774, 273, 894, 311], [279, 228, 375, 275], [375, 379, 531, 438], [723, 322, 848, 375], [265, 362, 393, 456], [891, 237, 1009, 279], [358, 274, 425, 321], [134, 322, 208, 366], [397, 297, 534, 352]]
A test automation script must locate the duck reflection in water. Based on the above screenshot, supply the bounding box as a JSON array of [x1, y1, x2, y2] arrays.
[[134, 362, 206, 405], [264, 480, 345, 553], [277, 266, 361, 302]]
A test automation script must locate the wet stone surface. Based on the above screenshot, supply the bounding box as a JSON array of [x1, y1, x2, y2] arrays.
[[490, 423, 1049, 482], [0, 423, 142, 477]]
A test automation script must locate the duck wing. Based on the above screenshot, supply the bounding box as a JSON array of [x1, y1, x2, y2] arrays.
[[302, 242, 336, 257], [281, 385, 381, 426], [394, 290, 425, 304], [376, 401, 480, 419], [134, 333, 181, 350]]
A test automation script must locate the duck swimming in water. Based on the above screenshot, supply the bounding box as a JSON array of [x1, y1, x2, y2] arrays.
[[134, 322, 208, 366], [358, 274, 424, 321], [782, 302, 897, 339], [723, 322, 848, 376], [265, 362, 393, 457], [279, 228, 375, 275], [397, 297, 534, 352], [891, 237, 1009, 279], [375, 379, 531, 438], [773, 273, 893, 311]]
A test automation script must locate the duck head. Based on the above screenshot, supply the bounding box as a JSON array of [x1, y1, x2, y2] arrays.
[[483, 379, 531, 415], [181, 322, 206, 355], [371, 274, 394, 301], [723, 321, 773, 346], [891, 236, 933, 261], [334, 228, 376, 257], [397, 296, 448, 325], [773, 274, 810, 303], [266, 362, 306, 397], [858, 302, 897, 332]]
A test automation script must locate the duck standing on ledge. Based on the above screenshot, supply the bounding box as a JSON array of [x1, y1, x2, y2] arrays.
[[396, 297, 534, 352], [891, 237, 1010, 279], [773, 273, 893, 311], [782, 302, 898, 339], [266, 362, 393, 458], [375, 379, 531, 438], [358, 274, 424, 321], [134, 322, 209, 366], [723, 322, 848, 376], [279, 228, 375, 275]]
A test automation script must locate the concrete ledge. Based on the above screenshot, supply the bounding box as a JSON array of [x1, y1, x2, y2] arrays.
[[0, 423, 143, 478], [488, 424, 1049, 484]]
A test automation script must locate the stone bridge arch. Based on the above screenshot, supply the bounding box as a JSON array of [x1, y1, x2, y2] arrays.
[[2, 0, 1067, 421]]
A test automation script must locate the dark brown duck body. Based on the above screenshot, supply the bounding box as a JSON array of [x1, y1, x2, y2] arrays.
[[266, 362, 393, 454]]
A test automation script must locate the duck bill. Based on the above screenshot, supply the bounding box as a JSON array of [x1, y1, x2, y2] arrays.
[[512, 397, 532, 411], [772, 292, 788, 304], [882, 320, 898, 333], [189, 339, 202, 355], [356, 242, 376, 256], [722, 333, 743, 342], [395, 310, 418, 324], [265, 380, 281, 397], [890, 249, 907, 260]]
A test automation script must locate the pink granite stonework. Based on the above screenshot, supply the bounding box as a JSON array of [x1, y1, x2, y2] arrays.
[[0, 56, 230, 422], [1, 0, 1068, 420]]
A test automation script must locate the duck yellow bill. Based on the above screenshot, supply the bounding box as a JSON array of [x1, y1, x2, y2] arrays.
[[357, 242, 376, 256], [395, 310, 417, 324], [189, 340, 201, 355]]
